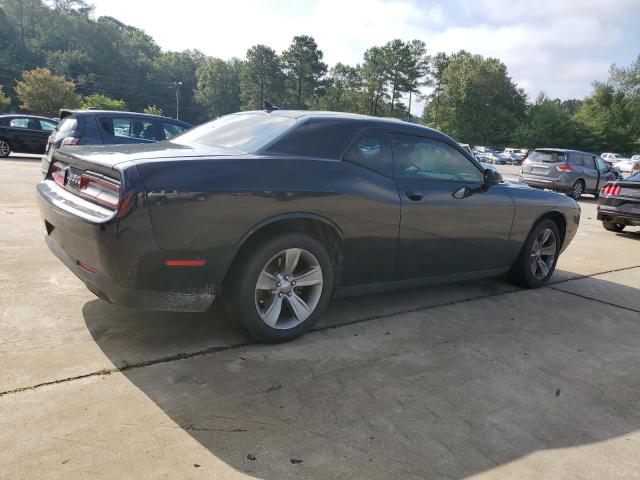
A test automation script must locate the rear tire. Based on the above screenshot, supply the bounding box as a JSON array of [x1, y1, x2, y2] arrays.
[[0, 139, 11, 158], [567, 180, 584, 200], [509, 219, 561, 288], [227, 232, 334, 343], [602, 221, 625, 232]]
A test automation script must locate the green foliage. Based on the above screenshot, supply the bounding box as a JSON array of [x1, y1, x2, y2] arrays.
[[15, 67, 80, 116], [512, 94, 580, 148], [282, 35, 327, 109], [80, 93, 126, 111], [240, 45, 285, 110], [0, 86, 11, 112], [144, 105, 163, 116], [424, 51, 526, 146], [195, 58, 241, 118]]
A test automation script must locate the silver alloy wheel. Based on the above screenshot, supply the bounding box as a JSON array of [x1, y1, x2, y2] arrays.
[[0, 140, 10, 157], [572, 181, 583, 199], [254, 248, 323, 330], [530, 228, 557, 280]]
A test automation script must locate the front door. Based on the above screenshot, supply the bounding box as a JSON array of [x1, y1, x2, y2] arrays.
[[392, 133, 515, 279]]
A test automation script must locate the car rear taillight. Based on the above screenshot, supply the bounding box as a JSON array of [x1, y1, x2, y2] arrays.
[[556, 165, 574, 172], [79, 173, 120, 208], [51, 162, 66, 186], [61, 137, 80, 146], [602, 184, 621, 196]]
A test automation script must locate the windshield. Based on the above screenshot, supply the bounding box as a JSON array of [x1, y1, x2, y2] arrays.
[[528, 150, 566, 163], [57, 116, 77, 133], [172, 113, 296, 153]]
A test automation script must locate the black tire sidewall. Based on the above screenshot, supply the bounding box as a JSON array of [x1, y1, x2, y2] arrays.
[[230, 232, 334, 343], [512, 219, 561, 288], [603, 221, 624, 232], [569, 180, 584, 200], [0, 139, 10, 158]]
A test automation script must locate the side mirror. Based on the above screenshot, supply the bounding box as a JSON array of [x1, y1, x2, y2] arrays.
[[483, 168, 502, 186]]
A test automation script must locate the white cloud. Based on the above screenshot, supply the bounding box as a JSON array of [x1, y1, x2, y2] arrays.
[[91, 0, 640, 112]]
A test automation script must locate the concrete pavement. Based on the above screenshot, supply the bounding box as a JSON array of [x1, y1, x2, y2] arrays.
[[1, 157, 640, 479]]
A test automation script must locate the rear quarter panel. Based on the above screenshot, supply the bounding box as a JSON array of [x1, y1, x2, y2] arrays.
[[135, 156, 401, 287]]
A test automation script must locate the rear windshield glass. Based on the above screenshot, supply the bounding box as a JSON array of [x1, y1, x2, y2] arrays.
[[172, 113, 295, 153], [529, 150, 566, 163], [58, 116, 78, 133]]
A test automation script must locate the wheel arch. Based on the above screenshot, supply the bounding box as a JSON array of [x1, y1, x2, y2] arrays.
[[222, 213, 344, 292], [533, 210, 567, 249]]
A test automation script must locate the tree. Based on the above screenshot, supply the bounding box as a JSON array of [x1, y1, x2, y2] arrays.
[[80, 93, 127, 110], [144, 105, 163, 116], [381, 39, 412, 115], [281, 35, 327, 109], [512, 94, 580, 148], [315, 63, 366, 113], [422, 52, 451, 128], [362, 46, 388, 116], [423, 51, 526, 145], [240, 45, 285, 110], [15, 67, 80, 116], [0, 86, 11, 112], [403, 40, 429, 120], [194, 58, 241, 118]]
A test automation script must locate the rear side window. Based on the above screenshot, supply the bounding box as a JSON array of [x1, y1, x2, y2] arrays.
[[162, 122, 188, 139], [343, 131, 392, 177], [570, 154, 583, 166], [100, 117, 157, 140], [529, 151, 566, 163], [583, 154, 596, 168], [9, 118, 29, 128], [264, 118, 360, 159], [58, 117, 78, 133]]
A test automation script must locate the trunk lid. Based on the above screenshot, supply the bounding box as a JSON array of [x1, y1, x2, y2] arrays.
[[522, 150, 567, 178]]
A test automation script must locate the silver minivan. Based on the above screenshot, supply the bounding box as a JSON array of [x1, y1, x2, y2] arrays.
[[520, 148, 618, 199]]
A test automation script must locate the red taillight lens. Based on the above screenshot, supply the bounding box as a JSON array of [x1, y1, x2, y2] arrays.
[[61, 137, 80, 146], [556, 165, 574, 172], [602, 184, 621, 196], [51, 162, 66, 186], [79, 173, 120, 208]]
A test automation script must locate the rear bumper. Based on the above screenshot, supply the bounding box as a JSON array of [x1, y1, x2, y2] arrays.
[[519, 175, 570, 192], [37, 177, 216, 313], [45, 234, 215, 311], [597, 206, 640, 226]]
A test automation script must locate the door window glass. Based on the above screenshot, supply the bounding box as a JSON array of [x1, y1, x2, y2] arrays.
[[9, 118, 29, 128], [162, 122, 187, 139], [596, 157, 608, 173], [343, 131, 392, 177], [392, 134, 483, 182], [38, 119, 57, 131], [570, 154, 583, 166], [100, 117, 157, 140]]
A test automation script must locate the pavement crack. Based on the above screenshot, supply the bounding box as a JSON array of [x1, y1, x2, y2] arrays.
[[547, 285, 640, 315], [2, 264, 639, 398]]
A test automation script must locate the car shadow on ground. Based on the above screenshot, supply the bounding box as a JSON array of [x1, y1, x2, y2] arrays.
[[83, 273, 640, 478]]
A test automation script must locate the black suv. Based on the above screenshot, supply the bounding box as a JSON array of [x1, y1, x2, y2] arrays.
[[42, 109, 192, 172], [0, 115, 59, 158]]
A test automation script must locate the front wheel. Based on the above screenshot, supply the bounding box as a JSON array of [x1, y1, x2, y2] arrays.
[[228, 232, 334, 343], [509, 219, 561, 288], [0, 139, 11, 158], [602, 221, 625, 232]]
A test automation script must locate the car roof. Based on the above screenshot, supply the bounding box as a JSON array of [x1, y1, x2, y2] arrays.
[[0, 114, 58, 122], [241, 109, 448, 138], [59, 109, 191, 125]]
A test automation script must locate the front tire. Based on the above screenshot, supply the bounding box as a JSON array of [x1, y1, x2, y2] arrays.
[[509, 219, 561, 288], [228, 232, 334, 343], [0, 139, 11, 158], [602, 221, 625, 232]]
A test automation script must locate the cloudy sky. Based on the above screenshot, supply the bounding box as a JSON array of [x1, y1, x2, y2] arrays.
[[92, 0, 640, 110]]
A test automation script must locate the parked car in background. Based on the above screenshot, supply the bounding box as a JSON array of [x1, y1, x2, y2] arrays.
[[41, 109, 192, 173], [614, 157, 639, 174], [597, 171, 640, 232], [0, 114, 58, 158], [601, 152, 627, 164], [631, 155, 640, 175], [520, 148, 619, 200], [503, 148, 524, 165], [461, 143, 501, 174], [38, 110, 579, 342]]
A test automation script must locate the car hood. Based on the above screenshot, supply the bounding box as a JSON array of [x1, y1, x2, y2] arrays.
[[57, 141, 241, 169]]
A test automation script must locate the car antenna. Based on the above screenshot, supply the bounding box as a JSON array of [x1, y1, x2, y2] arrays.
[[263, 100, 280, 113]]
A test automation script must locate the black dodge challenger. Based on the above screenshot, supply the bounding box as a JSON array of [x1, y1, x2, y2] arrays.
[[37, 110, 580, 342]]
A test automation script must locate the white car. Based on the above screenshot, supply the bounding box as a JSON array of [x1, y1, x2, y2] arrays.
[[616, 157, 638, 173], [503, 148, 524, 164], [601, 152, 628, 163]]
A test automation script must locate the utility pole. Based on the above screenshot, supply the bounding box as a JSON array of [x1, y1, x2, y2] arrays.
[[174, 81, 182, 120]]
